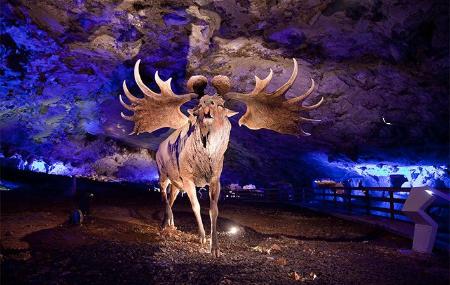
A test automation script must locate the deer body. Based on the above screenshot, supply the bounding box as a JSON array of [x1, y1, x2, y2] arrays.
[[119, 59, 323, 257], [155, 95, 234, 255], [157, 112, 231, 188]]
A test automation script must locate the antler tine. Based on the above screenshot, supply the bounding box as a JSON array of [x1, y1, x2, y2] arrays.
[[120, 112, 133, 121], [119, 94, 134, 111], [134, 59, 159, 98], [123, 81, 141, 103], [300, 128, 311, 136], [155, 71, 175, 97], [285, 78, 315, 105], [270, 58, 298, 98], [251, 69, 273, 96], [299, 116, 321, 122], [300, 97, 324, 110]]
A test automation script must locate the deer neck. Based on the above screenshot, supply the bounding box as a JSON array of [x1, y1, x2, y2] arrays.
[[193, 118, 231, 157]]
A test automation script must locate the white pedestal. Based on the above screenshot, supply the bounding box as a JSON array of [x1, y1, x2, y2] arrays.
[[402, 187, 437, 254], [412, 223, 437, 253]]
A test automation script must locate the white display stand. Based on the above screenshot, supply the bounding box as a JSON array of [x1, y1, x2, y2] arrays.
[[402, 186, 449, 253]]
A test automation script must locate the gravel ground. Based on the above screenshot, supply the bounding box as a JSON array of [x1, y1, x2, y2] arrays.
[[1, 193, 449, 285]]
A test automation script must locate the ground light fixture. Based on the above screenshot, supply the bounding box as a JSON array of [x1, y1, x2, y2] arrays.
[[228, 226, 239, 235]]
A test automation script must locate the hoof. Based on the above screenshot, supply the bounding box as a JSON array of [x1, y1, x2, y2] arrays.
[[210, 248, 221, 258], [200, 236, 207, 245], [160, 219, 169, 230], [161, 224, 177, 231]]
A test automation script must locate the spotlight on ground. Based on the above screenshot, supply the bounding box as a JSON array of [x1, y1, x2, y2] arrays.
[[228, 226, 239, 235]]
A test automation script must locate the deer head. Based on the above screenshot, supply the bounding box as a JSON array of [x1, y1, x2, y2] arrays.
[[190, 95, 238, 129], [187, 95, 239, 149], [119, 59, 323, 136]]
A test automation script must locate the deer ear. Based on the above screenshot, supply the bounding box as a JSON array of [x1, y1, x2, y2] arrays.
[[226, 109, 239, 117]]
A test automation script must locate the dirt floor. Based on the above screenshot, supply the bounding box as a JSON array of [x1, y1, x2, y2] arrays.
[[1, 190, 449, 285]]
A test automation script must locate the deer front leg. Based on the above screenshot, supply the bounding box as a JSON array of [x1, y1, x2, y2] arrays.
[[160, 180, 173, 229], [167, 185, 179, 227], [185, 181, 206, 245], [209, 179, 221, 257]]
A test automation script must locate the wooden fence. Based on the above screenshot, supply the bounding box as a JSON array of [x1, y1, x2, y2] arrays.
[[310, 187, 409, 219], [222, 186, 450, 221]]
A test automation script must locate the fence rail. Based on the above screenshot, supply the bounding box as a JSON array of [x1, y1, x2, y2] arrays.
[[222, 186, 450, 221]]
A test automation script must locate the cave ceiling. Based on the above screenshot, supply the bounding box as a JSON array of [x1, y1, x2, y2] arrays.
[[0, 0, 448, 186]]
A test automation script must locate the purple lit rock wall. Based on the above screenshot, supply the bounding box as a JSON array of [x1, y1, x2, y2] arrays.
[[1, 0, 449, 186]]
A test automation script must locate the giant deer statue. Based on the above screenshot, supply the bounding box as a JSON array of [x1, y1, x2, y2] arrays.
[[119, 59, 323, 257]]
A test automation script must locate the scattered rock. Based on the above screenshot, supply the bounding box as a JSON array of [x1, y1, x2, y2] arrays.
[[274, 257, 288, 266], [290, 271, 301, 281], [251, 245, 264, 253], [268, 244, 282, 254], [290, 271, 318, 282]]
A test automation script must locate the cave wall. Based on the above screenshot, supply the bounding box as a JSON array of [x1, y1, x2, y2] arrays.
[[0, 0, 448, 186]]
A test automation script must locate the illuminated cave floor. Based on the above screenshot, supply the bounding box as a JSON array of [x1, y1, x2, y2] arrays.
[[1, 192, 449, 285]]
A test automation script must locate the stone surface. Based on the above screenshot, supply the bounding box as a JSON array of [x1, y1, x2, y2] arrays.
[[0, 0, 448, 186], [1, 192, 449, 285]]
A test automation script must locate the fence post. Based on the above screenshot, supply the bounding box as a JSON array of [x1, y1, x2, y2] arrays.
[[346, 189, 352, 214], [333, 189, 337, 208], [364, 188, 370, 215], [389, 191, 395, 219]]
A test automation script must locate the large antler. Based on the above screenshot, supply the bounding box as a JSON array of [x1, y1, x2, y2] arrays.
[[223, 59, 323, 136], [119, 60, 199, 135]]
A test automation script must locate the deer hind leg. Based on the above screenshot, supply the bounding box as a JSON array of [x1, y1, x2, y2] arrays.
[[160, 179, 173, 229], [167, 184, 180, 227], [185, 181, 206, 245], [209, 179, 221, 257]]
